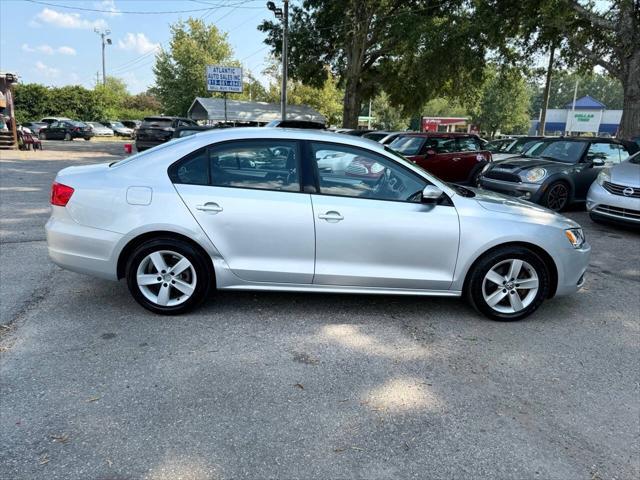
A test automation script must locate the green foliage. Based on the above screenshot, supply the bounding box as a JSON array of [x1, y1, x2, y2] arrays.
[[371, 92, 410, 131], [288, 76, 343, 126], [421, 98, 468, 117], [153, 18, 236, 116], [13, 77, 162, 123], [467, 66, 531, 138]]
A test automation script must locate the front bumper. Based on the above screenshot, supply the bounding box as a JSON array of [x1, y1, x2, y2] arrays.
[[555, 242, 591, 296], [46, 206, 121, 280], [586, 182, 640, 225], [479, 177, 544, 202]]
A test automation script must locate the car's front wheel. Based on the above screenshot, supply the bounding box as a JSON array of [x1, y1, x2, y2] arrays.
[[64, 132, 72, 141], [39, 131, 46, 140], [125, 238, 213, 314], [542, 181, 570, 211], [466, 246, 550, 321]]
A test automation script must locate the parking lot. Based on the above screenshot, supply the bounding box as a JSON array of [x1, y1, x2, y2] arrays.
[[0, 140, 638, 479]]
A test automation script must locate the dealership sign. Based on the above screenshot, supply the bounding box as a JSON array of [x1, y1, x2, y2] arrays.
[[565, 109, 601, 133], [206, 65, 243, 93]]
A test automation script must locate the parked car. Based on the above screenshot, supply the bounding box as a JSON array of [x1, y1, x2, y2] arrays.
[[173, 125, 218, 138], [120, 120, 141, 131], [363, 131, 416, 144], [135, 116, 198, 151], [587, 151, 640, 226], [485, 136, 545, 161], [40, 116, 72, 125], [102, 121, 133, 137], [341, 129, 375, 137], [46, 128, 590, 321], [264, 120, 326, 129], [39, 120, 93, 141], [87, 122, 114, 137], [479, 137, 639, 211], [389, 133, 492, 184], [21, 121, 47, 134]]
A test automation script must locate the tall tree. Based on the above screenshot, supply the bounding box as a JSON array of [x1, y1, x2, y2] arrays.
[[153, 18, 236, 116], [259, 1, 488, 128], [484, 0, 639, 139]]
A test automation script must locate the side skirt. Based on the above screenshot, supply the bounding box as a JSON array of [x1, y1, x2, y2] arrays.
[[219, 283, 462, 297]]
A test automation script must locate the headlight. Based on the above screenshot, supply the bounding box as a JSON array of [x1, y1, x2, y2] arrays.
[[596, 169, 611, 186], [524, 167, 547, 183], [565, 228, 585, 249]]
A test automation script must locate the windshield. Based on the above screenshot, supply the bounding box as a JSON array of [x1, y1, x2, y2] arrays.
[[485, 139, 513, 153], [389, 136, 426, 155], [142, 118, 173, 128], [110, 121, 125, 128], [511, 138, 538, 153], [110, 135, 192, 167], [536, 140, 587, 163], [628, 151, 640, 164]]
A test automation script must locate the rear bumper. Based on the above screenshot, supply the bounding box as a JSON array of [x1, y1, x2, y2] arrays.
[[45, 207, 121, 280]]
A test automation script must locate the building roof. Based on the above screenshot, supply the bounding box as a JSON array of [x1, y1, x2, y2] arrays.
[[563, 95, 606, 110], [187, 97, 326, 123]]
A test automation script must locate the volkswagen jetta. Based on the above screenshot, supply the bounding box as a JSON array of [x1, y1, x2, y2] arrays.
[[46, 129, 590, 321]]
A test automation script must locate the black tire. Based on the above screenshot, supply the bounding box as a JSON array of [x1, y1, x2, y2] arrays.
[[64, 132, 72, 141], [467, 163, 486, 187], [84, 137, 91, 141], [39, 131, 46, 140], [542, 181, 570, 211], [125, 237, 213, 315], [466, 246, 550, 321]]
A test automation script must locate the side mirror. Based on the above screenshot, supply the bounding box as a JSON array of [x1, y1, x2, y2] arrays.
[[591, 158, 605, 167], [422, 185, 443, 202]]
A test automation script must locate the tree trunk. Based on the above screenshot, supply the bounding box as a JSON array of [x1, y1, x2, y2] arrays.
[[618, 50, 640, 140], [342, 74, 361, 128]]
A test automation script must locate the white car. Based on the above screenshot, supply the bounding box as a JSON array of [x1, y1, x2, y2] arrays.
[[103, 121, 133, 137], [87, 122, 114, 136]]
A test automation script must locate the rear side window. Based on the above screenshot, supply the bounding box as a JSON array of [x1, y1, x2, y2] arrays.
[[169, 140, 301, 192]]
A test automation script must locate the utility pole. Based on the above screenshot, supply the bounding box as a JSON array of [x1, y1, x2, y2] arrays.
[[94, 28, 112, 86], [267, 1, 288, 120], [538, 42, 555, 136]]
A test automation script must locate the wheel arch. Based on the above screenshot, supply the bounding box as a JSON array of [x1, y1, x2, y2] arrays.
[[541, 174, 576, 204], [116, 230, 215, 281], [462, 241, 558, 298]]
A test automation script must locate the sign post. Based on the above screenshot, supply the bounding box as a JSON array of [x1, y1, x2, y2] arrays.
[[206, 65, 243, 123]]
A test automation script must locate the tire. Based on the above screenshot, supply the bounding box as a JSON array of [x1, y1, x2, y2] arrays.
[[125, 237, 213, 315], [542, 181, 570, 211], [39, 132, 46, 140], [468, 163, 485, 187], [64, 133, 72, 141], [84, 137, 91, 141], [466, 246, 550, 321]]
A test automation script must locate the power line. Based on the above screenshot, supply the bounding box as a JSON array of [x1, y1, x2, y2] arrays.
[[23, 0, 264, 14]]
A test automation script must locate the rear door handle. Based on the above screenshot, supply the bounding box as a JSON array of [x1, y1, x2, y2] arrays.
[[196, 202, 223, 213], [452, 157, 461, 161], [318, 211, 344, 222]]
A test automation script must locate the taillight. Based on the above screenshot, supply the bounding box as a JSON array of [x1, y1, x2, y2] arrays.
[[51, 182, 74, 206]]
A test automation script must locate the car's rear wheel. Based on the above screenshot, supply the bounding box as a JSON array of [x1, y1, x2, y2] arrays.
[[64, 132, 72, 141], [125, 238, 212, 314], [39, 132, 46, 140], [466, 246, 550, 321], [543, 181, 570, 211]]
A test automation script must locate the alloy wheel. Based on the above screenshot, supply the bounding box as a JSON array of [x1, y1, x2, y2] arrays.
[[482, 259, 539, 314], [136, 250, 197, 307], [546, 183, 568, 211]]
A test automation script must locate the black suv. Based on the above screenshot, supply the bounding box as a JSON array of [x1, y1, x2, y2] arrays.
[[135, 116, 198, 151], [479, 137, 639, 211]]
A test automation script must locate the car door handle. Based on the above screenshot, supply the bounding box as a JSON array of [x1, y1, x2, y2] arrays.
[[318, 211, 344, 222], [195, 202, 223, 213], [452, 157, 462, 161]]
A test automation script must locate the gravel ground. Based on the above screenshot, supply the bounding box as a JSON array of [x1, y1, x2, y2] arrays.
[[1, 140, 638, 480]]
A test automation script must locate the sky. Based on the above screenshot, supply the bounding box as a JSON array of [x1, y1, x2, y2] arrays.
[[0, 0, 281, 93]]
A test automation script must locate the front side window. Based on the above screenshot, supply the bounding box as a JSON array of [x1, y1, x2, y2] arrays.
[[311, 142, 426, 202], [587, 142, 624, 165], [389, 136, 426, 155], [424, 137, 456, 153]]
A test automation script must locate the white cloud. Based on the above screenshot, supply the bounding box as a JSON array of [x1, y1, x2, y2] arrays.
[[22, 44, 77, 56], [95, 0, 121, 17], [34, 8, 107, 30], [34, 61, 60, 79], [117, 33, 159, 55]]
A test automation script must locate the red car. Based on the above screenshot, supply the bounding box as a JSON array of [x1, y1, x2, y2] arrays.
[[389, 133, 491, 184]]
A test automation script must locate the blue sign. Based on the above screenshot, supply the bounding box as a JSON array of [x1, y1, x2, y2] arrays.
[[206, 65, 243, 93]]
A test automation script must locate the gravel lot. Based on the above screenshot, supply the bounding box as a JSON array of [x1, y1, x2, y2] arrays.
[[1, 140, 638, 480]]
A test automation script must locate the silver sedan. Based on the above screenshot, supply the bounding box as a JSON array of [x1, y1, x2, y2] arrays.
[[587, 151, 640, 226], [45, 128, 590, 321]]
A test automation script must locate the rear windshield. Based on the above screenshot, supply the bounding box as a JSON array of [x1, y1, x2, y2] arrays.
[[70, 121, 87, 127], [363, 132, 388, 141], [142, 118, 173, 128], [628, 152, 640, 164], [389, 136, 426, 155]]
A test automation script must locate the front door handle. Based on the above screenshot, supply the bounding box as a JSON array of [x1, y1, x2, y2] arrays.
[[452, 157, 461, 161], [196, 202, 223, 214], [318, 211, 344, 222]]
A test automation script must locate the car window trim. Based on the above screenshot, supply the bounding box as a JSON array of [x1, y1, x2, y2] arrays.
[[304, 139, 432, 205]]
